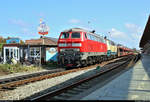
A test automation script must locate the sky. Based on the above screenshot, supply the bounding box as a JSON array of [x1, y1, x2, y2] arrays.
[[0, 0, 149, 50]]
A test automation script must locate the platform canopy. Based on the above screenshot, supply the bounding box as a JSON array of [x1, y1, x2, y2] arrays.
[[139, 15, 150, 48]]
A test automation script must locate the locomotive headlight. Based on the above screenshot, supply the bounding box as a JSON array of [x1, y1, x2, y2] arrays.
[[72, 43, 82, 47], [58, 43, 66, 47]]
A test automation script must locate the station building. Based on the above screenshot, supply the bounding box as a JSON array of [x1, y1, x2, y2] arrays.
[[3, 37, 58, 65], [140, 15, 150, 54]]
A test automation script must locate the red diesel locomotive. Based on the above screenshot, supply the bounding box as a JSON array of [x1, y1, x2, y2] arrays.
[[57, 28, 107, 67]]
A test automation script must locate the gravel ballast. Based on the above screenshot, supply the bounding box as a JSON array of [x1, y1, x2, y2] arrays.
[[0, 69, 48, 80], [0, 67, 98, 100]]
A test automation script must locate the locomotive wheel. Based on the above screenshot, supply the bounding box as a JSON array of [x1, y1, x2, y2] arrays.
[[87, 57, 92, 65], [97, 57, 100, 64], [93, 57, 96, 64], [76, 61, 81, 67], [99, 57, 102, 63], [82, 60, 87, 67], [103, 56, 106, 61], [90, 57, 94, 65], [80, 60, 84, 67], [87, 59, 90, 65], [92, 59, 96, 65]]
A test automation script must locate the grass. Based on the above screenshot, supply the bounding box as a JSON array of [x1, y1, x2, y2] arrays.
[[0, 43, 4, 52], [0, 63, 42, 74], [42, 61, 58, 70], [45, 61, 58, 67], [0, 61, 58, 74]]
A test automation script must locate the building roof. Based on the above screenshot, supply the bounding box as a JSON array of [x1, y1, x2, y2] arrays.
[[139, 15, 150, 48], [25, 37, 58, 45], [6, 37, 21, 40], [3, 43, 20, 47], [3, 43, 57, 48]]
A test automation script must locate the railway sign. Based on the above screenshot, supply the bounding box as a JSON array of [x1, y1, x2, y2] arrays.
[[38, 19, 49, 35]]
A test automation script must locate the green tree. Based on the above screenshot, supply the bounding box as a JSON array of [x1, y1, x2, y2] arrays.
[[20, 40, 24, 44], [0, 36, 6, 52]]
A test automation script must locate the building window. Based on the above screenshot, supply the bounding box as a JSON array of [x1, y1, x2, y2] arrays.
[[30, 47, 40, 59]]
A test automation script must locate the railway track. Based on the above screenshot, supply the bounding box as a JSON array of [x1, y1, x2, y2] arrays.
[[26, 55, 138, 101], [0, 68, 65, 90], [0, 55, 137, 91]]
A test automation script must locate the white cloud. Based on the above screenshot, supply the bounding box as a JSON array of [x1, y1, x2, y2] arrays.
[[38, 12, 45, 18], [125, 23, 144, 44], [110, 28, 128, 39], [108, 28, 136, 48], [9, 19, 30, 27], [107, 23, 143, 49], [21, 28, 36, 36], [131, 33, 142, 41], [69, 19, 80, 24], [125, 23, 143, 34], [22, 28, 29, 33], [8, 19, 36, 37]]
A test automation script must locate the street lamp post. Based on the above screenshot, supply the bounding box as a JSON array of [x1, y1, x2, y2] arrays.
[[38, 18, 49, 44], [37, 18, 49, 66]]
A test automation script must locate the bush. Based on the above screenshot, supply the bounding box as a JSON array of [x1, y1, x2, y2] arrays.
[[45, 61, 58, 67], [0, 63, 42, 74]]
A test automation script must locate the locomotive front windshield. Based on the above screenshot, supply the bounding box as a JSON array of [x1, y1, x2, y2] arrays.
[[60, 32, 69, 39], [71, 32, 81, 38]]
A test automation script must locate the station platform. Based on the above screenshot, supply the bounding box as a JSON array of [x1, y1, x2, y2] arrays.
[[81, 54, 150, 100]]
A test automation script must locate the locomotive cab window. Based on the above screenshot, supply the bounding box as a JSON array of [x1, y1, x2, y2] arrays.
[[71, 32, 81, 38], [60, 32, 70, 39]]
